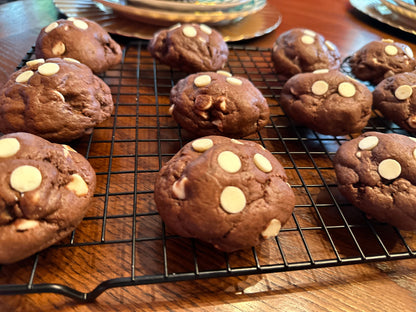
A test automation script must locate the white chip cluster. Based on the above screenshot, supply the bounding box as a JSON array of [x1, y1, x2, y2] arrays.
[[310, 78, 356, 98], [193, 72, 243, 88], [15, 59, 61, 84], [173, 138, 274, 215], [381, 39, 414, 59], [179, 24, 213, 39], [357, 135, 404, 181]]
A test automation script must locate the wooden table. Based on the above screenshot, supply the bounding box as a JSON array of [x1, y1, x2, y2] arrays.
[[1, 0, 416, 311]]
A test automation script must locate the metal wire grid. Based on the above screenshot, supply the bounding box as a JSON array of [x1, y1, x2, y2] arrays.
[[1, 41, 416, 302]]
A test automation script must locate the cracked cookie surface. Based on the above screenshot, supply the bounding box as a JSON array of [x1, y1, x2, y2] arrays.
[[170, 71, 269, 138], [0, 132, 96, 264], [334, 132, 416, 230], [154, 135, 295, 252]]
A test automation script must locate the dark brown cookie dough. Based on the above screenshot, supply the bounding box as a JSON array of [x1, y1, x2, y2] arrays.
[[373, 72, 416, 133], [0, 132, 96, 264], [271, 28, 341, 79], [348, 39, 416, 85], [35, 18, 122, 74], [148, 23, 228, 73], [154, 136, 295, 252], [170, 71, 269, 138], [0, 57, 114, 143], [280, 69, 372, 135], [334, 132, 416, 230]]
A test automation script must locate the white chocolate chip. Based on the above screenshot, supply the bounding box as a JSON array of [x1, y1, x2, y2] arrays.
[[15, 70, 34, 83], [220, 186, 246, 214], [216, 70, 232, 77], [410, 137, 416, 143], [303, 29, 316, 37], [405, 46, 414, 58], [407, 116, 416, 129], [192, 138, 213, 152], [169, 104, 175, 115], [172, 177, 188, 199], [72, 19, 88, 30], [195, 110, 209, 119], [182, 25, 197, 37], [338, 81, 356, 98], [226, 77, 243, 86], [356, 151, 362, 158], [65, 174, 89, 196], [413, 148, 416, 160], [53, 90, 65, 102], [52, 41, 66, 56], [45, 21, 59, 33], [395, 85, 413, 100], [312, 69, 329, 74], [218, 151, 241, 173], [325, 40, 336, 51], [0, 138, 20, 158], [311, 80, 329, 96], [231, 139, 244, 145], [382, 38, 394, 43], [10, 165, 42, 193], [301, 35, 315, 45], [253, 153, 272, 173], [15, 219, 39, 231], [200, 24, 212, 35], [385, 45, 398, 56], [358, 136, 379, 151], [38, 63, 60, 76], [194, 74, 211, 87], [168, 23, 181, 31], [26, 59, 45, 67], [261, 219, 281, 239], [378, 159, 401, 180], [63, 57, 80, 63]]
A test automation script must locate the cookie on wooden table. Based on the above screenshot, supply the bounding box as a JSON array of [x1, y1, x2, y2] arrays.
[[0, 57, 114, 143], [279, 69, 372, 136], [348, 39, 416, 85], [169, 71, 269, 138], [0, 132, 96, 264], [334, 132, 416, 230], [154, 135, 295, 252], [271, 28, 341, 79], [148, 23, 229, 73], [373, 72, 416, 133], [35, 18, 122, 74]]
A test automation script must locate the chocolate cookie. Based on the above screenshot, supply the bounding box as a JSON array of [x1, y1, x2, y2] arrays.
[[170, 71, 269, 138], [334, 132, 416, 230], [373, 72, 416, 133], [348, 39, 416, 85], [271, 28, 341, 79], [279, 69, 372, 135], [0, 132, 96, 263], [0, 57, 114, 143], [154, 136, 295, 252], [148, 23, 228, 73], [35, 18, 122, 74]]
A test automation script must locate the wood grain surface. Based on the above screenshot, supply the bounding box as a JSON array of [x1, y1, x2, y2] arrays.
[[1, 0, 416, 311]]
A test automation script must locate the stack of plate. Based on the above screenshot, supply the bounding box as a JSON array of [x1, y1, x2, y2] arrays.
[[93, 0, 267, 26]]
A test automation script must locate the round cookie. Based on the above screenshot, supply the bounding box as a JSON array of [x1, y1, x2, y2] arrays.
[[0, 57, 114, 143], [170, 71, 269, 138], [279, 69, 372, 135], [0, 132, 96, 264], [373, 72, 416, 133], [154, 136, 295, 252], [148, 23, 229, 73], [271, 28, 341, 79], [334, 132, 416, 230], [35, 18, 122, 74], [348, 39, 416, 85]]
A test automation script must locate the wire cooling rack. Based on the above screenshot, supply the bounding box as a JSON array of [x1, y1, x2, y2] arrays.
[[1, 40, 415, 302]]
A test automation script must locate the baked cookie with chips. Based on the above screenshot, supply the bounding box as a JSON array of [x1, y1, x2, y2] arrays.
[[0, 132, 96, 264], [154, 135, 295, 252], [35, 18, 122, 74], [279, 69, 372, 136], [271, 28, 341, 79], [348, 39, 416, 85], [0, 57, 114, 143], [334, 132, 416, 230], [148, 23, 229, 73], [373, 72, 416, 133], [170, 71, 269, 138]]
